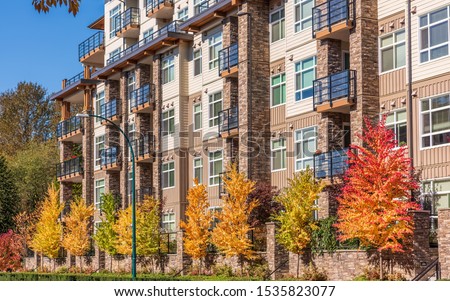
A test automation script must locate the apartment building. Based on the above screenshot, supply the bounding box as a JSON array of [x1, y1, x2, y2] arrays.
[[53, 0, 450, 259]]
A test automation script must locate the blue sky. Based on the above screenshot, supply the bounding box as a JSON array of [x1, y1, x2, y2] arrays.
[[0, 1, 104, 95]]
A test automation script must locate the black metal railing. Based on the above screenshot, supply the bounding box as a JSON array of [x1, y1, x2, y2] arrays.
[[193, 0, 222, 15], [56, 157, 83, 178], [56, 116, 83, 138], [412, 258, 441, 281], [130, 83, 155, 110], [312, 0, 354, 37], [159, 232, 177, 254], [218, 43, 238, 76], [106, 20, 184, 65], [131, 133, 155, 158], [78, 31, 104, 60], [101, 147, 120, 167], [218, 106, 238, 134], [313, 69, 356, 110], [65, 71, 84, 87], [115, 7, 140, 34], [100, 99, 120, 120], [146, 0, 173, 15], [313, 148, 349, 179]]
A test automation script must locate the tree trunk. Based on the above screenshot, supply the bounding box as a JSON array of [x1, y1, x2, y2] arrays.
[[110, 255, 113, 273], [297, 254, 300, 278], [40, 253, 43, 271], [80, 256, 83, 273], [379, 252, 383, 280], [53, 258, 55, 272]]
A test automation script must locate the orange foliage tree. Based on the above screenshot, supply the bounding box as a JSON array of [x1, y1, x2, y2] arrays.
[[180, 179, 212, 273], [335, 117, 420, 278]]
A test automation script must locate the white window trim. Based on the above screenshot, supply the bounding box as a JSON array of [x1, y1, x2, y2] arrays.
[[270, 7, 286, 44], [208, 91, 223, 128], [162, 212, 176, 232], [193, 157, 203, 184], [294, 126, 317, 171], [94, 178, 105, 210], [418, 6, 450, 64], [294, 0, 313, 34], [208, 31, 222, 70], [421, 178, 450, 216], [271, 138, 287, 172], [162, 161, 175, 189], [162, 55, 175, 84], [193, 103, 202, 131], [271, 73, 286, 108], [162, 108, 175, 137], [383, 109, 407, 148], [379, 29, 406, 74], [109, 4, 122, 39], [177, 7, 189, 21], [95, 91, 105, 125], [419, 93, 450, 149], [294, 56, 316, 102], [193, 49, 202, 77], [95, 134, 105, 169], [208, 150, 223, 187]]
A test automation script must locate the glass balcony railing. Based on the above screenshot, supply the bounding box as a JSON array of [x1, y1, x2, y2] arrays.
[[101, 147, 120, 167], [100, 99, 120, 120], [130, 84, 155, 111], [313, 148, 349, 179], [56, 157, 83, 178], [218, 43, 238, 76], [313, 70, 356, 110], [65, 71, 84, 87], [218, 107, 238, 134], [78, 32, 104, 60], [56, 116, 83, 139], [312, 0, 354, 38], [115, 7, 140, 33]]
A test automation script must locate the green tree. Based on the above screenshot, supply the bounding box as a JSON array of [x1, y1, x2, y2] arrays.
[[33, 0, 80, 15], [274, 168, 324, 277], [137, 196, 161, 256], [0, 156, 19, 234]]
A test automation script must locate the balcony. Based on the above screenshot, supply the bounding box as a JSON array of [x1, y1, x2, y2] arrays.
[[51, 70, 99, 103], [218, 107, 238, 138], [101, 147, 121, 171], [100, 99, 120, 124], [146, 0, 174, 19], [130, 83, 155, 113], [115, 7, 140, 38], [78, 32, 105, 67], [132, 134, 155, 163], [135, 187, 153, 203], [314, 148, 349, 181], [312, 0, 354, 40], [180, 0, 238, 32], [56, 116, 83, 142], [313, 70, 356, 113], [93, 21, 192, 79], [56, 157, 83, 183], [218, 43, 238, 77]]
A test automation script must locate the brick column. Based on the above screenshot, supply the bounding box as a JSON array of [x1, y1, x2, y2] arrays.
[[152, 56, 162, 200], [82, 90, 94, 205], [59, 141, 74, 207], [119, 72, 130, 207], [410, 210, 432, 274], [176, 231, 187, 275], [266, 222, 288, 280], [438, 209, 450, 279]]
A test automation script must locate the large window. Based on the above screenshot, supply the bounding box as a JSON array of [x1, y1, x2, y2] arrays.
[[194, 0, 209, 15], [380, 30, 406, 72], [162, 109, 175, 136], [208, 32, 222, 69], [109, 47, 122, 61], [194, 49, 202, 76], [271, 138, 286, 171], [109, 5, 121, 38], [421, 94, 450, 148], [385, 110, 407, 147], [209, 91, 223, 127], [295, 57, 316, 101], [194, 157, 203, 184], [143, 27, 154, 39], [294, 0, 313, 32], [127, 71, 136, 112], [162, 55, 175, 84], [162, 161, 175, 188], [193, 103, 202, 131], [419, 6, 450, 63], [209, 150, 223, 186], [177, 7, 188, 21], [95, 135, 105, 167], [295, 127, 317, 171], [271, 73, 286, 106], [95, 91, 105, 123], [270, 8, 285, 43], [162, 213, 176, 233], [94, 179, 105, 210], [422, 178, 450, 230]]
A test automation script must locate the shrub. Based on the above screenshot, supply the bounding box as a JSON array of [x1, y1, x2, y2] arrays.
[[298, 263, 327, 281]]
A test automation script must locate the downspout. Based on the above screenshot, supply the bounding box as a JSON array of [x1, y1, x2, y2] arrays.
[[406, 0, 415, 200]]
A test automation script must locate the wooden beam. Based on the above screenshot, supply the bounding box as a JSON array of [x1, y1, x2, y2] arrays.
[[214, 12, 226, 18], [126, 60, 138, 65], [162, 41, 176, 47], [187, 26, 200, 33]]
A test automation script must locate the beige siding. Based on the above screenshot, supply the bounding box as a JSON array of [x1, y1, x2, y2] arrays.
[[378, 0, 405, 20], [270, 105, 286, 127], [380, 68, 406, 97]]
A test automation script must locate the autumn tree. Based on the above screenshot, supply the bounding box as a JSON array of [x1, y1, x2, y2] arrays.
[[211, 164, 258, 272], [247, 182, 281, 227], [335, 117, 420, 279], [181, 179, 212, 273], [114, 206, 133, 256], [14, 211, 39, 258], [274, 168, 324, 277], [33, 0, 80, 15], [137, 196, 160, 256], [31, 184, 63, 270], [62, 198, 94, 270], [0, 230, 23, 272], [0, 156, 19, 234]]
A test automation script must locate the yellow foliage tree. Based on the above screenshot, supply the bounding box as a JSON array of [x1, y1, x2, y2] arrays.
[[181, 179, 212, 273], [114, 206, 133, 256], [274, 168, 324, 277], [31, 184, 63, 270], [137, 196, 160, 256], [62, 197, 94, 270], [211, 164, 258, 271]]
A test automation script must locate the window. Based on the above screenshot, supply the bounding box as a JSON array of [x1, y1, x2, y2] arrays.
[[193, 103, 202, 130], [194, 49, 202, 76], [109, 47, 122, 61], [162, 213, 176, 233], [127, 171, 133, 201], [295, 57, 316, 101], [194, 0, 209, 15], [95, 135, 105, 167], [127, 71, 136, 111], [162, 161, 175, 188], [271, 73, 286, 106], [294, 0, 313, 32], [128, 123, 136, 160], [271, 138, 286, 171], [295, 127, 317, 171], [421, 94, 450, 147], [162, 109, 175, 136], [177, 7, 188, 21], [313, 199, 319, 221], [208, 32, 222, 69], [209, 91, 223, 127], [209, 150, 223, 186], [94, 221, 102, 235], [109, 5, 121, 38], [95, 91, 105, 123], [95, 179, 105, 210], [380, 30, 406, 72], [385, 110, 407, 147], [422, 179, 450, 230], [194, 157, 203, 184], [162, 55, 175, 84], [270, 8, 285, 42], [143, 27, 154, 40], [419, 6, 450, 62]]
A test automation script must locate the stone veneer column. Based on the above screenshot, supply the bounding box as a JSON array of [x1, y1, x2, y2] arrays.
[[410, 210, 432, 276], [237, 0, 271, 183], [438, 209, 450, 279], [119, 72, 130, 207], [82, 89, 94, 205], [152, 56, 162, 200], [266, 222, 289, 280], [59, 141, 74, 209]]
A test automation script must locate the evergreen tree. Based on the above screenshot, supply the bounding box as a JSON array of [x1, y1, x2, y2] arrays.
[[0, 156, 19, 234]]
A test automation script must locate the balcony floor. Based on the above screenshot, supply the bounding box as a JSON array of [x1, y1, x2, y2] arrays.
[[315, 20, 353, 41], [316, 97, 354, 113], [147, 4, 174, 19], [80, 47, 105, 68], [58, 172, 83, 183], [131, 102, 153, 114], [58, 129, 83, 143], [220, 128, 239, 139], [116, 25, 140, 39], [137, 153, 153, 163], [220, 66, 238, 78], [101, 162, 121, 172]]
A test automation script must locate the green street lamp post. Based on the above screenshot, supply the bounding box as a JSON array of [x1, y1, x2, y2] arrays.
[[77, 112, 137, 280]]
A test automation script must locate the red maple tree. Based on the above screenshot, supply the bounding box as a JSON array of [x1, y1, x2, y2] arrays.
[[0, 230, 23, 272]]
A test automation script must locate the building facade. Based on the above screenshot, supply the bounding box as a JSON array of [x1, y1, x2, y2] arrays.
[[53, 0, 450, 261]]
